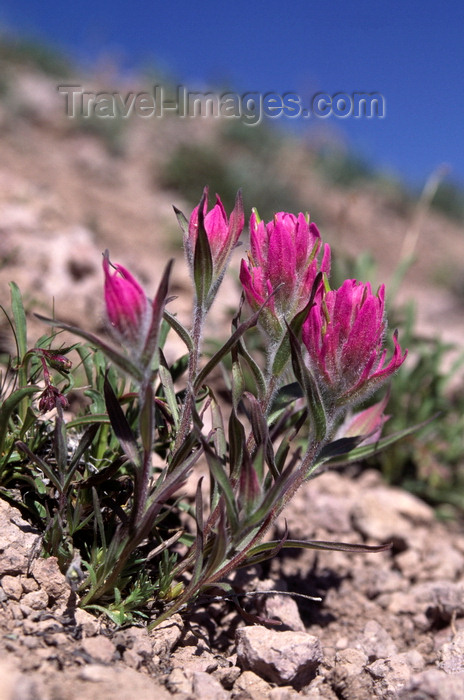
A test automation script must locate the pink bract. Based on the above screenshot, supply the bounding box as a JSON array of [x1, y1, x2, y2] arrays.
[[103, 251, 149, 349], [302, 279, 407, 406], [186, 188, 244, 274], [240, 210, 330, 337]]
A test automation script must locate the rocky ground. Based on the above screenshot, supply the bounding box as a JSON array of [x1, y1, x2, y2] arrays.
[[1, 62, 464, 699], [2, 468, 464, 700]]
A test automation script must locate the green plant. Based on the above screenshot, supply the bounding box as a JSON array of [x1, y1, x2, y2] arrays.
[[1, 192, 414, 629]]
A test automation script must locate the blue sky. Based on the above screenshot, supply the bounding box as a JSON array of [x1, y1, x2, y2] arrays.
[[1, 0, 463, 187]]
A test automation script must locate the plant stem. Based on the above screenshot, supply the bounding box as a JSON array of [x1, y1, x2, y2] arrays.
[[172, 302, 205, 454]]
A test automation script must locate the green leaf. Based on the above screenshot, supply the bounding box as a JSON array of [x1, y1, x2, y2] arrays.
[[228, 409, 246, 482], [209, 389, 227, 464], [15, 440, 63, 492], [287, 322, 327, 442], [53, 404, 68, 471], [202, 439, 239, 534], [232, 302, 266, 400], [316, 436, 363, 464], [103, 375, 140, 468], [158, 352, 180, 427], [193, 306, 263, 393], [238, 447, 263, 517], [313, 419, 435, 470], [35, 314, 144, 383], [193, 191, 213, 307], [9, 282, 28, 361], [139, 383, 154, 458], [201, 502, 229, 581], [162, 311, 193, 352], [267, 382, 303, 426], [67, 413, 110, 429], [140, 259, 174, 369], [245, 537, 392, 566], [191, 479, 205, 585], [0, 386, 40, 457], [173, 205, 189, 236], [243, 392, 278, 480], [271, 273, 322, 377]]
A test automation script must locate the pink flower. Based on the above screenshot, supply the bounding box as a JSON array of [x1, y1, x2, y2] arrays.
[[186, 188, 244, 277], [240, 211, 330, 338], [302, 279, 407, 407], [103, 251, 149, 351]]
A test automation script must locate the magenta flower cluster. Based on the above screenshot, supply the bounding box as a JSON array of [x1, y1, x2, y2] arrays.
[[240, 211, 330, 338], [302, 279, 406, 407], [238, 206, 406, 408], [102, 193, 406, 410]]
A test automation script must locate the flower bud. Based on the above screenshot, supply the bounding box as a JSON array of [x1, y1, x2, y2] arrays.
[[103, 250, 149, 351], [182, 188, 244, 308], [186, 188, 244, 274], [38, 384, 69, 413]]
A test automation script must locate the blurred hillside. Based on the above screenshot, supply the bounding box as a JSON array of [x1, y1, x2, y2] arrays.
[[1, 36, 464, 351]]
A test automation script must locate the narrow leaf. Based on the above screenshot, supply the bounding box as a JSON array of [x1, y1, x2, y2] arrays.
[[35, 314, 144, 382], [140, 259, 174, 368], [193, 191, 213, 306], [202, 438, 239, 534], [245, 537, 392, 566], [0, 386, 40, 455], [163, 310, 193, 351], [314, 417, 436, 469], [287, 322, 327, 442], [10, 282, 28, 360], [193, 306, 263, 393], [103, 375, 140, 468]]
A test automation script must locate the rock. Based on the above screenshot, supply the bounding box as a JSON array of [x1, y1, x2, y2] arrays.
[[1, 574, 24, 601], [438, 630, 464, 673], [412, 581, 464, 624], [170, 644, 219, 674], [0, 501, 41, 576], [149, 613, 183, 655], [21, 577, 39, 594], [233, 669, 273, 699], [329, 649, 375, 699], [213, 664, 241, 690], [75, 665, 172, 699], [335, 647, 369, 674], [352, 486, 434, 542], [166, 667, 192, 695], [191, 671, 229, 700], [73, 608, 100, 637], [268, 687, 302, 699], [21, 589, 49, 610], [367, 655, 414, 696], [258, 581, 305, 631], [236, 626, 323, 689], [112, 625, 154, 662], [400, 669, 464, 700], [31, 557, 69, 604], [354, 620, 398, 660], [80, 636, 116, 664]]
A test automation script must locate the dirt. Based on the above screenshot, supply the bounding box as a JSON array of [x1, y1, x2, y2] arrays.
[[2, 469, 464, 699], [1, 65, 464, 699]]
